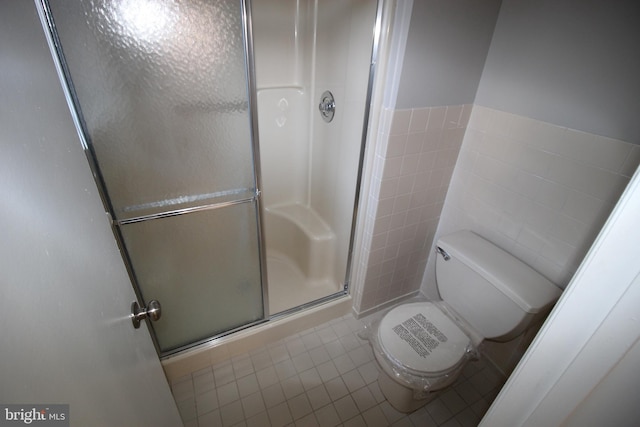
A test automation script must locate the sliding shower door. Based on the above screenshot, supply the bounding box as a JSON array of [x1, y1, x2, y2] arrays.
[[43, 0, 265, 354]]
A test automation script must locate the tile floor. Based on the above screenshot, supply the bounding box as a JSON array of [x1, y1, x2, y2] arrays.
[[170, 313, 506, 427]]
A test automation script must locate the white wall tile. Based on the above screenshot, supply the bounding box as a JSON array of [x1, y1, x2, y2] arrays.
[[561, 190, 612, 226], [389, 109, 411, 135], [382, 155, 403, 178], [548, 156, 629, 203], [440, 128, 466, 150], [539, 236, 575, 269], [405, 132, 424, 154], [378, 178, 399, 199], [445, 105, 464, 129], [519, 146, 555, 176], [388, 212, 406, 231], [504, 170, 542, 200], [427, 107, 447, 129], [582, 134, 632, 172], [421, 135, 439, 155], [466, 105, 489, 131], [392, 194, 412, 213], [475, 137, 504, 163], [409, 108, 430, 133], [620, 146, 640, 177], [400, 155, 420, 176], [353, 105, 467, 313], [506, 113, 536, 140], [548, 215, 589, 248], [459, 104, 473, 126], [515, 226, 546, 252], [386, 134, 408, 157], [543, 127, 591, 160], [417, 152, 437, 171], [526, 120, 568, 154], [354, 104, 638, 315], [424, 106, 637, 295], [369, 232, 387, 252], [534, 179, 569, 211], [375, 197, 394, 218]]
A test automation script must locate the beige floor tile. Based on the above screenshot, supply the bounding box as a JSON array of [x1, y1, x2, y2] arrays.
[[173, 313, 505, 427]]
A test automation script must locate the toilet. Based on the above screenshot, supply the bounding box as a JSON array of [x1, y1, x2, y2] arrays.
[[370, 230, 562, 413]]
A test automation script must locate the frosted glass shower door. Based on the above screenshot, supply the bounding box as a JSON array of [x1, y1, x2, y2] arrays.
[[43, 0, 264, 353]]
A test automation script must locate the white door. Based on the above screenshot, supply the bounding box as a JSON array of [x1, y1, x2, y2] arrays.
[[0, 2, 182, 426], [479, 170, 640, 426]]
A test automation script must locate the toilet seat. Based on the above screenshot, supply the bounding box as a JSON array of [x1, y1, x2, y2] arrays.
[[377, 302, 471, 376]]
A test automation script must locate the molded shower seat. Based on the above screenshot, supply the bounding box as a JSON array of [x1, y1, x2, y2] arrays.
[[265, 203, 336, 281]]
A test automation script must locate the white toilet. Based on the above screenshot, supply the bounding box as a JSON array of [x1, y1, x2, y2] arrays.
[[371, 230, 562, 413]]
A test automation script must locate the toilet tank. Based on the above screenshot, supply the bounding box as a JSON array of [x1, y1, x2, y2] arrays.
[[436, 231, 562, 341]]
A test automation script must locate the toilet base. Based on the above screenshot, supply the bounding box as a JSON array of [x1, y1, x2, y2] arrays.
[[377, 371, 441, 413], [377, 360, 466, 413]]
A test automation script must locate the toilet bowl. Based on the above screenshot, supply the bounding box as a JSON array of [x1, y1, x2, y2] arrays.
[[367, 230, 562, 413], [373, 301, 476, 412]]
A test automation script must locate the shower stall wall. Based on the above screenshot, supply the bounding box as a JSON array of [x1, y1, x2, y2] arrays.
[[253, 0, 377, 313]]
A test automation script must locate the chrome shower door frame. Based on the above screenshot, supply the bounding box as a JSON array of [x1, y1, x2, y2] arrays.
[[38, 0, 270, 357]]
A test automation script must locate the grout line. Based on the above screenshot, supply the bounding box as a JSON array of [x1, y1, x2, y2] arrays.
[[173, 313, 505, 427]]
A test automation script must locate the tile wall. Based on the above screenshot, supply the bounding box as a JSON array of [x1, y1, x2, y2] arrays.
[[424, 105, 640, 295], [419, 105, 640, 374], [353, 103, 640, 321], [352, 105, 471, 315]]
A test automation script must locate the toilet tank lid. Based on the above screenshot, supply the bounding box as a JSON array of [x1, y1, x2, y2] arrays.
[[438, 231, 562, 313]]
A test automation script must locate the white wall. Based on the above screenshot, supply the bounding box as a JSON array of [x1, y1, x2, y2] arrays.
[[396, 0, 501, 108], [480, 167, 640, 426], [475, 0, 640, 144], [428, 107, 638, 291], [562, 335, 640, 427]]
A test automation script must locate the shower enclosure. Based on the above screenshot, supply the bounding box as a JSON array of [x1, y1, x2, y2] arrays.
[[41, 0, 379, 356], [252, 0, 378, 313]]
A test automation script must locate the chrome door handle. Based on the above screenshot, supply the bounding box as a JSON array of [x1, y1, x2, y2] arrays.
[[131, 300, 162, 329]]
